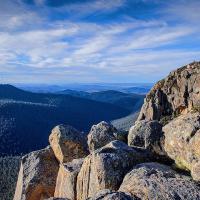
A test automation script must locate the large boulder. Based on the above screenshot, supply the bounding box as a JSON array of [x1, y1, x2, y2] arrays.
[[119, 162, 200, 200], [87, 189, 134, 200], [14, 146, 59, 200], [137, 62, 200, 124], [88, 121, 122, 152], [77, 140, 148, 200], [54, 158, 84, 199], [163, 112, 200, 174], [128, 120, 164, 156], [49, 124, 88, 163]]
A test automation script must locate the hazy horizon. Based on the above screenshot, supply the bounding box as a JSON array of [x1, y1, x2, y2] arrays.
[[4, 82, 154, 86]]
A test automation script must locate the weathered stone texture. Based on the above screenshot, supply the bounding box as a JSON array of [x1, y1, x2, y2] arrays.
[[77, 140, 147, 200], [87, 189, 134, 200], [88, 121, 119, 152], [163, 112, 200, 174], [49, 124, 88, 163], [138, 62, 200, 123], [54, 158, 84, 200], [128, 120, 164, 156], [14, 146, 59, 200], [119, 162, 200, 200]]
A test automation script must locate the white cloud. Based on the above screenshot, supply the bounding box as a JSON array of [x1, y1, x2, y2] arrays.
[[74, 36, 111, 55], [164, 0, 200, 24], [59, 0, 126, 16], [0, 0, 199, 83]]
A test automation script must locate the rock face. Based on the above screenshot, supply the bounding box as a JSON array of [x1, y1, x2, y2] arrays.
[[87, 121, 118, 152], [138, 62, 200, 124], [191, 161, 200, 182], [87, 189, 134, 200], [77, 140, 147, 200], [128, 120, 164, 156], [49, 124, 88, 163], [14, 146, 59, 200], [54, 158, 84, 200], [119, 162, 200, 200], [163, 112, 200, 173]]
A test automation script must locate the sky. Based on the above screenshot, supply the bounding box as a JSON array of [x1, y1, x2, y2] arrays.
[[0, 0, 200, 84]]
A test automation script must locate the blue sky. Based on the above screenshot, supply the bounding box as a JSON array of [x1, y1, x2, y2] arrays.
[[0, 0, 200, 84]]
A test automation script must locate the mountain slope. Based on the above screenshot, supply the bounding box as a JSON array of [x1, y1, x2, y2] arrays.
[[58, 90, 145, 112], [111, 112, 139, 131], [0, 156, 21, 200], [0, 85, 131, 156]]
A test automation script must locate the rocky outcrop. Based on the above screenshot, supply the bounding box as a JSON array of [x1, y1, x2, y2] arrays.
[[49, 125, 88, 163], [14, 146, 59, 200], [134, 61, 200, 181], [163, 112, 200, 174], [13, 62, 200, 200], [138, 62, 200, 124], [119, 162, 200, 200], [54, 158, 84, 199], [77, 140, 147, 200], [87, 189, 134, 200], [87, 121, 123, 152], [128, 120, 164, 156]]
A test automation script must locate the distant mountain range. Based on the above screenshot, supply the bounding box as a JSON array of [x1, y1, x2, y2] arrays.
[[16, 83, 152, 94], [0, 84, 144, 156]]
